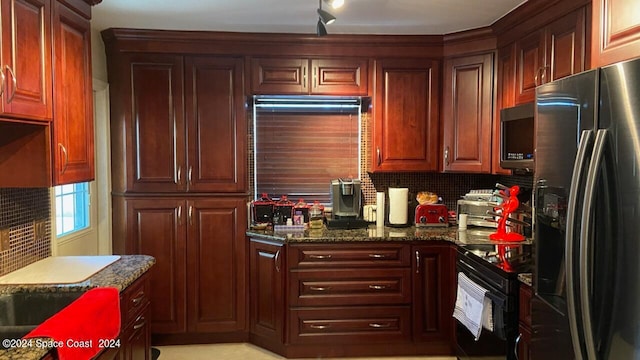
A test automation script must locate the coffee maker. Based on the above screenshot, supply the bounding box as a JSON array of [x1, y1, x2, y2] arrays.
[[330, 178, 362, 218]]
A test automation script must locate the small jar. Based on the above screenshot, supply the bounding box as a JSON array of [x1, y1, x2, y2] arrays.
[[309, 201, 324, 229]]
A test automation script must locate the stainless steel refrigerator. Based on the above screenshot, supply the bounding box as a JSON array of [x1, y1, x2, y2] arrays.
[[532, 57, 640, 360]]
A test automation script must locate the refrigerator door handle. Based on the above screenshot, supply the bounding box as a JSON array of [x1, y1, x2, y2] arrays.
[[565, 129, 594, 360], [579, 129, 608, 360]]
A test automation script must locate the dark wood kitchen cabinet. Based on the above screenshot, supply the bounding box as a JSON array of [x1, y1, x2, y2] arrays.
[[517, 282, 533, 360], [249, 238, 285, 352], [0, 0, 52, 121], [412, 243, 454, 353], [113, 197, 247, 340], [371, 58, 440, 172], [514, 7, 588, 104], [107, 53, 246, 194], [494, 44, 516, 175], [250, 57, 368, 95], [592, 0, 640, 67], [442, 52, 494, 173], [119, 272, 152, 360], [51, 0, 94, 184]]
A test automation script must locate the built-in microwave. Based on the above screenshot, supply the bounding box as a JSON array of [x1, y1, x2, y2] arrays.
[[500, 103, 534, 171]]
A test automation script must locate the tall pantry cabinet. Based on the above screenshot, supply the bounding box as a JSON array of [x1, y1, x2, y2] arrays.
[[103, 30, 248, 343]]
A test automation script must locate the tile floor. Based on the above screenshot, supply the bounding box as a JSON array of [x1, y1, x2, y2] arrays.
[[155, 343, 457, 360]]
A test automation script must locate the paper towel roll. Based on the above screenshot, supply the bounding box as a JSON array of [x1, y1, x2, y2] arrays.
[[376, 192, 385, 227], [388, 188, 409, 225]]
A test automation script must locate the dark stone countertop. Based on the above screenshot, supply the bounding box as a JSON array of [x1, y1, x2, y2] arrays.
[[0, 255, 155, 360], [247, 225, 532, 247], [518, 273, 532, 287]]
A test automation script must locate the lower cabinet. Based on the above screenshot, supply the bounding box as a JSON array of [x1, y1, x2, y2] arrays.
[[248, 239, 455, 358], [517, 282, 533, 360], [119, 273, 152, 360], [113, 196, 248, 343]]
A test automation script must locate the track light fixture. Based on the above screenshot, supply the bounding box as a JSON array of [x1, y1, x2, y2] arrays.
[[317, 7, 336, 25], [316, 18, 328, 36], [316, 0, 336, 36], [324, 0, 344, 9]]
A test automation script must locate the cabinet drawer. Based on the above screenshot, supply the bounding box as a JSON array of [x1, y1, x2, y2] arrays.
[[289, 306, 411, 344], [288, 243, 410, 268], [289, 268, 412, 306], [519, 283, 532, 327], [121, 273, 151, 326]]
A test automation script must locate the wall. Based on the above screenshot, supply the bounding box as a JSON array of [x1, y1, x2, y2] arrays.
[[0, 188, 51, 276], [91, 28, 108, 83]]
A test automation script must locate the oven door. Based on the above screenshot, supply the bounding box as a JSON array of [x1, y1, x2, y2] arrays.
[[455, 256, 515, 360]]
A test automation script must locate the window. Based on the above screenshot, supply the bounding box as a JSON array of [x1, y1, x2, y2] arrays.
[[54, 182, 90, 236], [254, 96, 361, 204]]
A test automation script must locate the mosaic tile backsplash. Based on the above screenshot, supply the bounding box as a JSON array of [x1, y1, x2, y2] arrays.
[[0, 188, 51, 276]]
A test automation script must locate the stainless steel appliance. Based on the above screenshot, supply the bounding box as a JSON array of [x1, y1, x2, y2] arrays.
[[532, 57, 640, 359], [415, 203, 448, 227], [455, 242, 532, 360], [457, 199, 498, 228], [500, 103, 535, 171], [330, 178, 362, 218]]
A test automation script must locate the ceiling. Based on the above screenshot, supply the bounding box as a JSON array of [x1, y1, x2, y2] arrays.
[[91, 0, 527, 35]]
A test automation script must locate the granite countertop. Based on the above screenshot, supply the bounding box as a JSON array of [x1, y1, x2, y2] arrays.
[[0, 255, 155, 360], [247, 225, 532, 247], [518, 273, 532, 287]]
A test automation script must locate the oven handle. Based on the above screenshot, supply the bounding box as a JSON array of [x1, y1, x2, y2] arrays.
[[456, 259, 503, 294], [456, 265, 506, 306]]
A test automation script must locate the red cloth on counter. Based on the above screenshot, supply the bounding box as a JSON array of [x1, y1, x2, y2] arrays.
[[25, 287, 121, 360]]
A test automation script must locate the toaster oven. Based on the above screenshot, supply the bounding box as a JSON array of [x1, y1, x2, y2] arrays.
[[457, 199, 498, 228]]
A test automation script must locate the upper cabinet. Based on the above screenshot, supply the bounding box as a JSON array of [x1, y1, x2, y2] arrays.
[[592, 0, 640, 67], [514, 7, 588, 104], [371, 58, 440, 172], [251, 57, 369, 95], [108, 53, 246, 194], [494, 45, 515, 175], [442, 53, 494, 173], [52, 0, 94, 184], [0, 0, 53, 121]]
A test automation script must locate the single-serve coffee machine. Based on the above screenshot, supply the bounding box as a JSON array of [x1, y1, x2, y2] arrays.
[[331, 178, 362, 218]]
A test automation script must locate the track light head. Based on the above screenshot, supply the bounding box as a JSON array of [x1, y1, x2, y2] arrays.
[[317, 8, 336, 25], [316, 18, 328, 36]]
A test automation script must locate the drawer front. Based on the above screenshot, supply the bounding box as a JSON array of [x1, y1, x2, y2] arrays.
[[121, 273, 151, 326], [289, 268, 412, 306], [288, 243, 411, 268], [519, 283, 532, 327], [289, 306, 411, 344]]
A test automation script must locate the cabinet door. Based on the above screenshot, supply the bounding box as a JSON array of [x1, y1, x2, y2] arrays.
[[0, 0, 52, 121], [120, 306, 151, 360], [251, 57, 309, 94], [125, 198, 187, 334], [310, 58, 368, 95], [517, 323, 532, 360], [51, 1, 94, 184], [372, 59, 440, 172], [494, 45, 515, 175], [592, 0, 640, 67], [545, 7, 587, 82], [123, 54, 186, 193], [249, 239, 285, 344], [186, 197, 247, 333], [515, 30, 544, 105], [185, 57, 246, 192], [442, 53, 493, 173], [412, 244, 454, 345]]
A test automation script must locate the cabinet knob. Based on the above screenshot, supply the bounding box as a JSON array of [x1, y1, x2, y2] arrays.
[[177, 166, 182, 185], [369, 323, 391, 328], [58, 143, 69, 174], [0, 69, 5, 98], [188, 206, 193, 226], [368, 284, 387, 290], [444, 146, 450, 167], [377, 147, 382, 167], [514, 333, 522, 360], [188, 166, 193, 185], [177, 206, 183, 226], [132, 315, 146, 330], [274, 249, 281, 272], [415, 250, 420, 274], [368, 253, 386, 259]]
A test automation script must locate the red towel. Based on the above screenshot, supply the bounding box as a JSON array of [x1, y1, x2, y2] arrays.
[[25, 287, 121, 360]]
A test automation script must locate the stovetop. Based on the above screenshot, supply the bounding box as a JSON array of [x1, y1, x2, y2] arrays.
[[457, 242, 533, 275]]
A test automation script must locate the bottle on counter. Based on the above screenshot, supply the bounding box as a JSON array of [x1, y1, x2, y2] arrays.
[[309, 201, 324, 229], [294, 198, 310, 225]]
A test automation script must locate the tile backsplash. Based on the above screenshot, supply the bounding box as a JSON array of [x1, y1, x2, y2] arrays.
[[0, 188, 51, 276]]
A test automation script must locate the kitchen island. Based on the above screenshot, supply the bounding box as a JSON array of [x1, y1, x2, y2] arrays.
[[247, 225, 531, 358], [0, 255, 155, 360]]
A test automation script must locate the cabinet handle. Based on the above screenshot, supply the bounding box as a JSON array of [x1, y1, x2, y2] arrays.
[[133, 315, 146, 330], [368, 284, 387, 290], [177, 166, 182, 185], [534, 66, 548, 86], [415, 250, 420, 274], [313, 67, 317, 88], [0, 69, 5, 98], [5, 66, 16, 103], [514, 333, 522, 360], [369, 323, 391, 328], [309, 254, 332, 259], [368, 253, 386, 259], [444, 146, 450, 166], [177, 206, 183, 226], [274, 249, 281, 272], [303, 67, 307, 88], [309, 286, 329, 291], [377, 147, 382, 166], [58, 143, 69, 174], [310, 324, 330, 330], [188, 166, 193, 185], [188, 206, 193, 226], [131, 293, 145, 306]]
